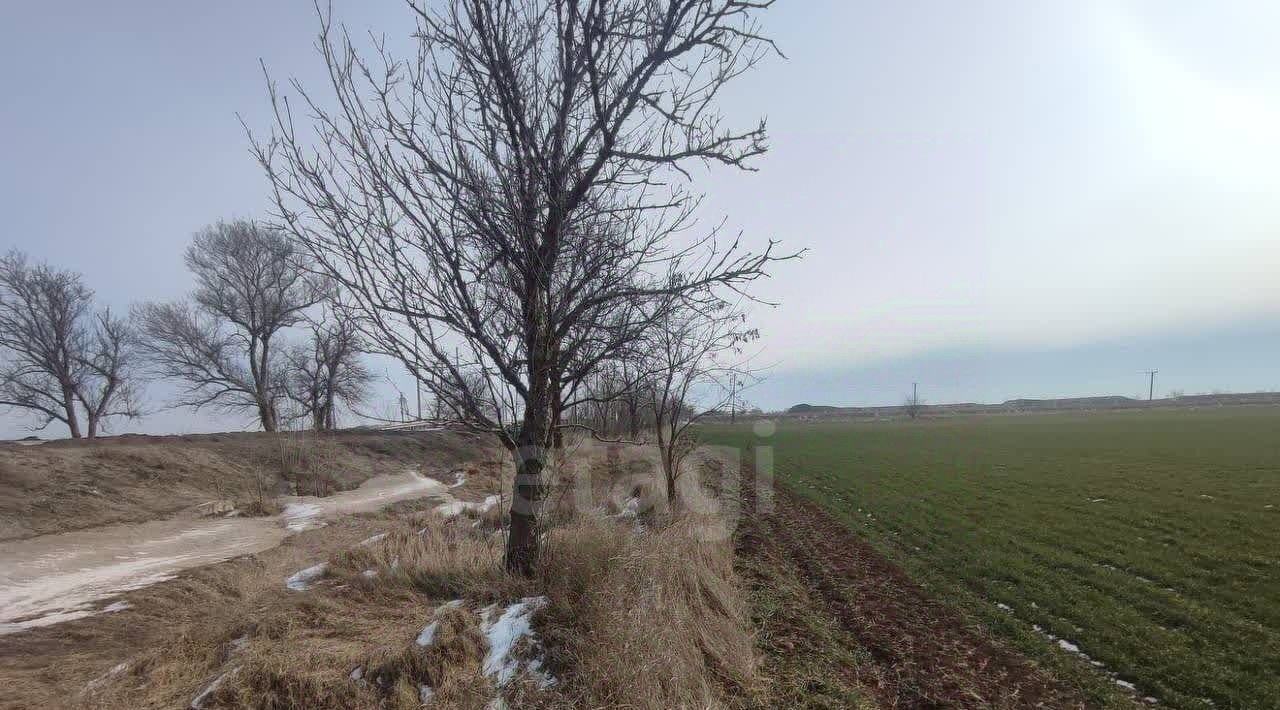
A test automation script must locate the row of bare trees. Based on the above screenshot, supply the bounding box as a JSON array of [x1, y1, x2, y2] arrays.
[[6, 0, 788, 579], [0, 221, 373, 438], [251, 0, 788, 573]]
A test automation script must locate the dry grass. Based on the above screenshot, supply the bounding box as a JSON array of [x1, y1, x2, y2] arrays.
[[0, 430, 482, 540], [536, 517, 757, 709], [33, 440, 759, 710]]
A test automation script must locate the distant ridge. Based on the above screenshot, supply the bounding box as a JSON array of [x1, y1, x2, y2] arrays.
[[765, 392, 1280, 420], [787, 403, 841, 414]]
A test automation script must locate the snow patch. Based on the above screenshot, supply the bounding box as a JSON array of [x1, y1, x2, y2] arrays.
[[450, 471, 468, 488], [480, 596, 554, 688], [1057, 639, 1080, 654], [282, 503, 323, 531], [361, 569, 378, 579], [434, 495, 500, 519], [1089, 498, 1107, 503], [84, 662, 128, 693], [102, 601, 131, 613], [994, 602, 1013, 613], [419, 684, 435, 703], [349, 666, 364, 681], [416, 621, 441, 647], [190, 667, 238, 709], [358, 533, 388, 546], [285, 563, 327, 591]]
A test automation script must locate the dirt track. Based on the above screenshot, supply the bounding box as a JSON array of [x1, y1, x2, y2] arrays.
[[738, 473, 1094, 709]]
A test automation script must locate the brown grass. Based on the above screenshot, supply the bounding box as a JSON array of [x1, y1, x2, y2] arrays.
[[0, 430, 484, 540], [20, 441, 759, 710]]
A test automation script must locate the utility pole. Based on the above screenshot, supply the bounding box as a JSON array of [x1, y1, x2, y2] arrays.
[[1143, 369, 1158, 401], [729, 372, 737, 423], [912, 382, 918, 405]]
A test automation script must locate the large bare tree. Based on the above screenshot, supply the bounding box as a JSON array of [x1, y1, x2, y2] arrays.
[[251, 0, 787, 573], [0, 251, 141, 438], [134, 220, 328, 431]]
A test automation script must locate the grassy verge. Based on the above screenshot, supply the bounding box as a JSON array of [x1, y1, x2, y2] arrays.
[[3, 440, 760, 710]]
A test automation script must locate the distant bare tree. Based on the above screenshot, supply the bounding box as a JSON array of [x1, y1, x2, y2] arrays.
[[647, 303, 756, 505], [79, 310, 143, 438], [134, 220, 328, 431], [904, 390, 924, 420], [0, 251, 141, 438], [252, 0, 788, 573], [284, 310, 372, 431]]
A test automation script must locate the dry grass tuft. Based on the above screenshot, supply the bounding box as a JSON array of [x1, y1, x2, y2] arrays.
[[329, 516, 526, 603], [535, 515, 756, 709]]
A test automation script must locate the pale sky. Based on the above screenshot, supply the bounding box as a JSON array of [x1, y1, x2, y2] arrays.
[[3, 1, 1279, 437]]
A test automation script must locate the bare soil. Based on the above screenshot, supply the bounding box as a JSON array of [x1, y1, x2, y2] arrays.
[[737, 470, 1097, 709]]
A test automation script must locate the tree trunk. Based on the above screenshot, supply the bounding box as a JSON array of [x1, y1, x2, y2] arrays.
[[627, 398, 640, 440], [86, 413, 99, 440], [505, 371, 552, 575], [62, 387, 82, 439], [259, 399, 278, 432]]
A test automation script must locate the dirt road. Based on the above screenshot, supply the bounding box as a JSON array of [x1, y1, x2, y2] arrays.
[[0, 470, 450, 635]]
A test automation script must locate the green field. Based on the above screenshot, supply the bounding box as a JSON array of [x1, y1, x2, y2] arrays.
[[703, 407, 1280, 709]]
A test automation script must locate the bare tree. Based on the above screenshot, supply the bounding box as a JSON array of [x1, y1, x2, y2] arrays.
[[251, 0, 788, 573], [284, 310, 372, 431], [134, 220, 327, 431], [79, 310, 143, 438], [0, 251, 141, 438], [904, 385, 924, 420], [647, 303, 755, 505]]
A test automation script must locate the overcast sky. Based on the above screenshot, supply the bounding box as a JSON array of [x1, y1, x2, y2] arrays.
[[3, 1, 1279, 437]]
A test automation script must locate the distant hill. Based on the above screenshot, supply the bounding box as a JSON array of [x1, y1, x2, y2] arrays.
[[770, 392, 1280, 420], [787, 403, 840, 414]]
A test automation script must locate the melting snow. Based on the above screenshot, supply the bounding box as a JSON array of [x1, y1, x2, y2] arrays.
[[416, 621, 441, 647], [434, 495, 500, 519], [1116, 679, 1137, 691], [995, 602, 1013, 612], [349, 666, 364, 681], [419, 684, 435, 703], [480, 596, 554, 688], [285, 563, 327, 591], [102, 601, 131, 613], [1057, 639, 1080, 654], [361, 569, 378, 579], [84, 662, 129, 693], [450, 471, 468, 488], [282, 503, 323, 531], [358, 533, 388, 546], [190, 668, 237, 709]]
